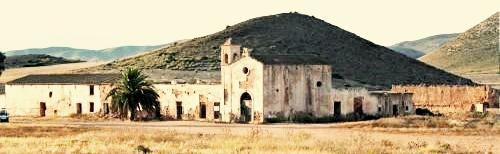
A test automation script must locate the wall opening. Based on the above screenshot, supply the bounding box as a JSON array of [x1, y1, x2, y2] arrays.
[[240, 92, 252, 123], [242, 67, 249, 74], [40, 102, 46, 117], [103, 103, 110, 114], [224, 54, 229, 64], [316, 81, 322, 87], [334, 101, 341, 116], [233, 53, 238, 61], [353, 97, 363, 114], [89, 85, 95, 95], [49, 92, 52, 98], [199, 102, 207, 119], [176, 101, 183, 120], [214, 102, 220, 119], [393, 105, 398, 116], [76, 103, 82, 115], [89, 102, 94, 112]]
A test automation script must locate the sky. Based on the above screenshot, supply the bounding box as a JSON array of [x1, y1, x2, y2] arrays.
[[0, 0, 498, 51]]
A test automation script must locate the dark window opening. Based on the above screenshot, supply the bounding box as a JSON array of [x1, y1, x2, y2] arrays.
[[199, 102, 207, 119], [334, 101, 341, 116], [316, 81, 322, 87], [103, 103, 109, 114], [393, 105, 399, 116], [242, 67, 249, 74], [405, 106, 409, 112], [40, 102, 46, 117], [89, 102, 94, 112], [76, 103, 82, 114], [378, 106, 382, 112], [176, 102, 183, 120], [49, 92, 52, 98], [214, 102, 220, 119], [224, 54, 229, 64], [276, 89, 279, 92], [353, 97, 363, 114], [233, 53, 238, 61], [89, 85, 95, 95]]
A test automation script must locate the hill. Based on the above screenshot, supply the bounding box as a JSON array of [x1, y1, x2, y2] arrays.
[[419, 12, 499, 75], [3, 45, 163, 61], [5, 54, 83, 68], [389, 33, 459, 58], [85, 12, 473, 87]]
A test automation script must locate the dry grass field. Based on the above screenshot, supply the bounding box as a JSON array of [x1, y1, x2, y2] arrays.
[[0, 115, 498, 153]]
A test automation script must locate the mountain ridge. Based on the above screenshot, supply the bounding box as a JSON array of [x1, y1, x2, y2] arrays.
[[83, 12, 474, 87]]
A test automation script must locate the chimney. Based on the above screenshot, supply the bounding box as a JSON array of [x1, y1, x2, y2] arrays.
[[242, 47, 252, 57]]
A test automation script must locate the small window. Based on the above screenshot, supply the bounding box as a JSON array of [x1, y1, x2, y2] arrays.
[[378, 106, 382, 112], [242, 67, 249, 74], [224, 54, 229, 64], [316, 81, 322, 87], [233, 53, 238, 60], [214, 102, 220, 119], [49, 92, 52, 98], [405, 106, 409, 112], [89, 102, 94, 112], [89, 85, 95, 95]]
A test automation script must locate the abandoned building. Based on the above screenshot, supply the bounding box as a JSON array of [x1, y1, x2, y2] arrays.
[[3, 39, 417, 123], [391, 85, 499, 114], [4, 74, 120, 116]]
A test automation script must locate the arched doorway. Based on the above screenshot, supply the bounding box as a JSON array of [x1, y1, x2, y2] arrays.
[[240, 92, 252, 123]]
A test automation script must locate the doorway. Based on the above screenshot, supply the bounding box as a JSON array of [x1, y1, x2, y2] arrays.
[[353, 97, 363, 114], [240, 92, 252, 123], [199, 102, 207, 119], [176, 102, 183, 120], [40, 102, 46, 117], [76, 103, 82, 114], [334, 101, 341, 116], [393, 105, 398, 116]]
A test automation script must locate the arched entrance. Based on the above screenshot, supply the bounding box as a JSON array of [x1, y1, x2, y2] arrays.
[[240, 92, 252, 123]]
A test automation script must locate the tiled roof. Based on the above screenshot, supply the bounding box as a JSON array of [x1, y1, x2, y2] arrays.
[[7, 74, 121, 85], [251, 54, 329, 65]]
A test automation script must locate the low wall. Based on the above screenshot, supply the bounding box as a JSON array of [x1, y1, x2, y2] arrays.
[[391, 85, 498, 114]]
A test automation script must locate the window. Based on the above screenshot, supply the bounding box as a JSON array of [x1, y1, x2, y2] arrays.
[[233, 53, 238, 60], [316, 81, 322, 87], [405, 106, 409, 112], [214, 102, 220, 119], [224, 54, 229, 64], [89, 102, 94, 112], [89, 85, 95, 95], [49, 91, 52, 98], [242, 67, 249, 74]]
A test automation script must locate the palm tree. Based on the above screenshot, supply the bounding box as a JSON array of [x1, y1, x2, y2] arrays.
[[106, 68, 161, 120]]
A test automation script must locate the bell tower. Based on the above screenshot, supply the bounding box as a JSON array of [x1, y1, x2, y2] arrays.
[[220, 38, 241, 122]]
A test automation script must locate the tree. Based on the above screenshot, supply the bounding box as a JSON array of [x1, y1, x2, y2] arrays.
[[106, 68, 161, 120]]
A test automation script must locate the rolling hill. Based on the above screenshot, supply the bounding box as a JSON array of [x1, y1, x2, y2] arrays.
[[389, 33, 459, 58], [419, 12, 499, 75], [85, 12, 473, 87], [3, 45, 163, 61], [4, 54, 83, 68]]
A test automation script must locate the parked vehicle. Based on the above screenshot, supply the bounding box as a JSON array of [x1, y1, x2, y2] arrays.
[[0, 108, 9, 122]]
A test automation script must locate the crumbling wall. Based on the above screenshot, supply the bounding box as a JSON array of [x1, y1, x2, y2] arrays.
[[391, 85, 498, 113]]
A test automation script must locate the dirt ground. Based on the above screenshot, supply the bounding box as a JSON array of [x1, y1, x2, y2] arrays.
[[4, 117, 499, 153]]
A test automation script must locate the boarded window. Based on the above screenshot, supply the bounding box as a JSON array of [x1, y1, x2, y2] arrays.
[[353, 97, 363, 114], [89, 102, 94, 112], [89, 85, 95, 95]]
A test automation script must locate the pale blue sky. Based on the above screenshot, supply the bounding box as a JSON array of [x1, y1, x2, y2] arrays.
[[0, 0, 498, 51]]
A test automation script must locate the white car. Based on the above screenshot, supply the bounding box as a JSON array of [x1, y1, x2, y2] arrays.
[[0, 108, 9, 122]]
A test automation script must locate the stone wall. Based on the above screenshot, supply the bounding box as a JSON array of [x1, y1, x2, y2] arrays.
[[391, 85, 498, 113], [5, 84, 110, 116], [263, 65, 332, 119], [154, 84, 223, 121]]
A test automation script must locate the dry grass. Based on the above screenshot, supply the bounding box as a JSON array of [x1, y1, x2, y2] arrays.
[[0, 124, 493, 153]]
